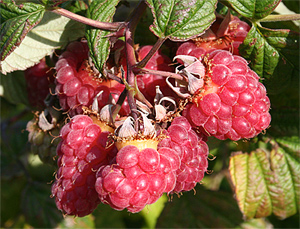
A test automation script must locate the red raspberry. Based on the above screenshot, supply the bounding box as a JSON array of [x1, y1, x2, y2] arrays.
[[158, 116, 209, 192], [95, 140, 180, 213], [24, 58, 55, 110], [51, 115, 117, 217], [176, 16, 250, 57], [55, 41, 129, 117], [180, 50, 271, 141]]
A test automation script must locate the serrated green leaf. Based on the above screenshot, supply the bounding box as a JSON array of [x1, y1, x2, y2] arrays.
[[85, 0, 120, 75], [0, 71, 29, 105], [0, 11, 85, 74], [229, 141, 300, 220], [239, 24, 299, 94], [0, 0, 45, 61], [157, 186, 243, 228], [146, 0, 217, 41], [21, 182, 63, 228], [220, 0, 281, 20]]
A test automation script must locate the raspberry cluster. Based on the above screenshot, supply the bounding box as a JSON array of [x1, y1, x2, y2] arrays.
[[43, 14, 271, 217]]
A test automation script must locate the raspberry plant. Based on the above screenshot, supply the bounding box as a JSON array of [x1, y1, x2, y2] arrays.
[[1, 0, 299, 228]]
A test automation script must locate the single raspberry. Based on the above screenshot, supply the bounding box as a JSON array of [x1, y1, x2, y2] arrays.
[[95, 143, 179, 213], [177, 50, 271, 141], [24, 58, 55, 110], [55, 40, 129, 117], [158, 116, 209, 192], [51, 115, 117, 217], [95, 115, 180, 213]]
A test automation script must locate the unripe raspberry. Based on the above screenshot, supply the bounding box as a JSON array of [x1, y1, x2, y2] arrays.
[[51, 115, 117, 217], [27, 119, 61, 166]]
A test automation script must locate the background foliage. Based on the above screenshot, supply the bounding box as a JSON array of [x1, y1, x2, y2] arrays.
[[1, 0, 299, 228]]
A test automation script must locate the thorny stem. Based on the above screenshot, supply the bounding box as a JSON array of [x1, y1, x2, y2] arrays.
[[51, 7, 125, 31], [135, 37, 167, 68], [124, 1, 147, 120], [258, 14, 300, 22]]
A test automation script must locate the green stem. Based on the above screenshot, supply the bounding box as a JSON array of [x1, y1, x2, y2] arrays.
[[258, 14, 300, 22], [51, 7, 124, 31]]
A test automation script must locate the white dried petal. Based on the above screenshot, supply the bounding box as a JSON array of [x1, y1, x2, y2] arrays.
[[99, 104, 113, 123], [141, 113, 155, 137], [173, 55, 198, 67], [92, 91, 104, 112], [155, 104, 167, 121], [166, 77, 190, 99], [154, 85, 164, 105], [117, 116, 136, 138], [184, 70, 204, 94], [184, 59, 205, 78]]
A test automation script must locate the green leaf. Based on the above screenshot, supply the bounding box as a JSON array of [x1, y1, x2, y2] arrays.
[[239, 24, 299, 94], [229, 139, 300, 220], [220, 0, 281, 20], [1, 11, 85, 74], [0, 71, 29, 105], [21, 182, 63, 228], [146, 0, 217, 41], [156, 186, 243, 228], [85, 0, 120, 75], [0, 0, 45, 61]]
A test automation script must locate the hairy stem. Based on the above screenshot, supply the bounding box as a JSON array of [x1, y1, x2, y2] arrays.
[[51, 7, 124, 31], [136, 68, 185, 81], [258, 14, 300, 22]]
